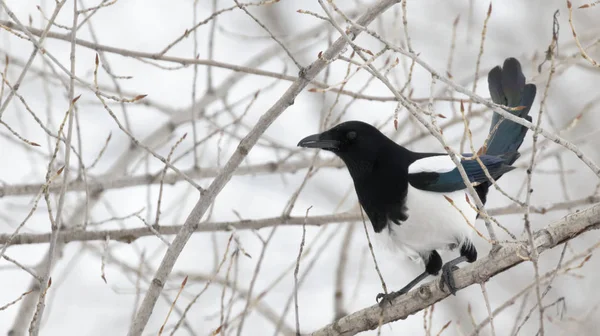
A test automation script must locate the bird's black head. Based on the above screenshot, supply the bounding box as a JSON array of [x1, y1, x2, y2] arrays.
[[297, 121, 394, 174]]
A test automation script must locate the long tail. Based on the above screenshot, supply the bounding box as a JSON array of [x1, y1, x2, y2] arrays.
[[475, 57, 537, 204], [485, 57, 537, 162]]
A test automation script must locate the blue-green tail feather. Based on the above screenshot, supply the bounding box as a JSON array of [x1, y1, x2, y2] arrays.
[[475, 58, 537, 205], [485, 57, 537, 164]]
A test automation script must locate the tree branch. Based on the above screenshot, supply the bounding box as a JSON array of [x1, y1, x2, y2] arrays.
[[127, 1, 401, 334], [0, 158, 342, 197], [3, 195, 597, 246], [311, 203, 600, 336]]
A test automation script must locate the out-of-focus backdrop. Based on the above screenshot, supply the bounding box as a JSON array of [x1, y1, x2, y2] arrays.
[[1, 0, 599, 335]]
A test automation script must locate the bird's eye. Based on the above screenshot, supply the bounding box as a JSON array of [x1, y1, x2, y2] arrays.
[[346, 131, 357, 140]]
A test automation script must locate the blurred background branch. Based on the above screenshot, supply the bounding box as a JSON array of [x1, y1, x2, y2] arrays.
[[0, 0, 599, 335]]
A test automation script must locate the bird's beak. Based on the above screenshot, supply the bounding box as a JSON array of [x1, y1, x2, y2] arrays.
[[297, 133, 340, 150]]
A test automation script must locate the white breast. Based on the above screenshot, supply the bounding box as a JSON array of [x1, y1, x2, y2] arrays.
[[386, 185, 478, 260]]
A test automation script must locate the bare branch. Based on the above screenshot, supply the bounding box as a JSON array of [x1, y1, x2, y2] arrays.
[[127, 2, 401, 334], [312, 203, 600, 336]]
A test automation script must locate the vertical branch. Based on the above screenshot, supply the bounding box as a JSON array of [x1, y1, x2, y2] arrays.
[[461, 3, 491, 152], [480, 283, 496, 336], [334, 223, 355, 319], [207, 0, 217, 92], [293, 206, 311, 336], [522, 14, 559, 336], [272, 226, 336, 335], [154, 133, 188, 227], [191, 0, 203, 168], [236, 227, 279, 336], [169, 235, 234, 335], [446, 15, 460, 79], [399, 0, 415, 94], [28, 2, 77, 335]]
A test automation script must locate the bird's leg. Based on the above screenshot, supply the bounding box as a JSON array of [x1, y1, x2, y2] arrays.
[[441, 242, 477, 295], [376, 271, 428, 306], [440, 256, 467, 295], [377, 251, 442, 306]]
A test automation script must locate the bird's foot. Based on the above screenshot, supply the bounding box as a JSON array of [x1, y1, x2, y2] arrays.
[[375, 289, 407, 307], [440, 264, 460, 295]]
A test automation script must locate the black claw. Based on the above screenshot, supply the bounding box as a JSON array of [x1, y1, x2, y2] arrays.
[[375, 292, 388, 305], [375, 290, 407, 306], [441, 264, 460, 295]]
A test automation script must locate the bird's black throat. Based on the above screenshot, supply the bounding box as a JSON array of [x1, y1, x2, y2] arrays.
[[340, 145, 416, 233]]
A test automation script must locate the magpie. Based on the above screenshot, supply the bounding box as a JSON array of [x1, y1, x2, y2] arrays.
[[297, 58, 537, 305]]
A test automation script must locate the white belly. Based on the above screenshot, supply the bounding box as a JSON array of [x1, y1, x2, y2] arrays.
[[386, 185, 478, 260]]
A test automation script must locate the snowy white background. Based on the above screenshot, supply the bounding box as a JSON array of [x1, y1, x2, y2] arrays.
[[1, 0, 600, 335]]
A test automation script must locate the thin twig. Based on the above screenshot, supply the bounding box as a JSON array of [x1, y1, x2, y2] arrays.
[[158, 276, 188, 335], [0, 290, 34, 311], [233, 0, 302, 70], [522, 22, 559, 336], [293, 206, 311, 336], [461, 3, 491, 152], [480, 283, 496, 336], [567, 0, 599, 67]]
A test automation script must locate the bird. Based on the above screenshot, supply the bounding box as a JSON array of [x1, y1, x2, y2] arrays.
[[297, 57, 537, 305]]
